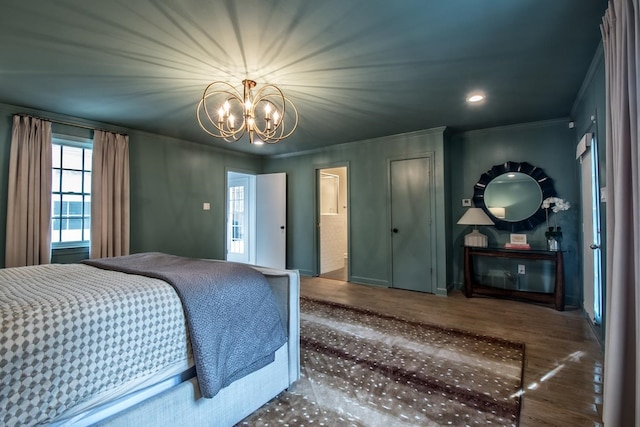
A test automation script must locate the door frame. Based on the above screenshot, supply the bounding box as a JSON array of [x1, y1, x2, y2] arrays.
[[224, 167, 258, 264], [313, 162, 350, 279], [225, 168, 287, 269], [386, 152, 437, 292], [577, 132, 603, 324]]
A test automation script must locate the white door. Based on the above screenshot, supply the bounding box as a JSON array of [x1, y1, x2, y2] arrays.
[[256, 173, 287, 269], [577, 133, 603, 323]]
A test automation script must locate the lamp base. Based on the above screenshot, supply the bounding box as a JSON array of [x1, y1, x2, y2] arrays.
[[464, 229, 488, 247]]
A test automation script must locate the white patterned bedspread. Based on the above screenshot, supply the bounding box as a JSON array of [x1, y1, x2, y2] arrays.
[[0, 264, 192, 427]]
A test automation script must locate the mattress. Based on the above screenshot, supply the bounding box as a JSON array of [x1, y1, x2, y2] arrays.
[[1, 263, 192, 426]]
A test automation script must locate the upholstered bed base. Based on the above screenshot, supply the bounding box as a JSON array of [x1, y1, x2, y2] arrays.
[[69, 267, 300, 427], [97, 345, 291, 427]]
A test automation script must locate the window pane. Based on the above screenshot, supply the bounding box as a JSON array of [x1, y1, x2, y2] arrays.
[[61, 170, 83, 193], [52, 198, 61, 216], [84, 149, 92, 171], [69, 202, 82, 215], [84, 217, 91, 240], [61, 227, 83, 242], [62, 145, 83, 170], [67, 218, 82, 230], [52, 169, 61, 192], [83, 171, 91, 193], [51, 220, 60, 242], [61, 194, 82, 215], [52, 144, 62, 168], [84, 196, 91, 216]]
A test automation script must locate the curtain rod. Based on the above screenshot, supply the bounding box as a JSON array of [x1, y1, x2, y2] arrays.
[[16, 113, 128, 136]]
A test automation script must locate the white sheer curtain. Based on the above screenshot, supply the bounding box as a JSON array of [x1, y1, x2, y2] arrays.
[[5, 115, 52, 267], [601, 1, 640, 425], [90, 130, 130, 258]]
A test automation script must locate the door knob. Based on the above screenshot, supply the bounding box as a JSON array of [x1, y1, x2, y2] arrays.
[[392, 228, 399, 233], [590, 244, 600, 250]]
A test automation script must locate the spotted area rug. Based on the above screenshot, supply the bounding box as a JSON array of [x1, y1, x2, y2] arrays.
[[238, 298, 525, 426]]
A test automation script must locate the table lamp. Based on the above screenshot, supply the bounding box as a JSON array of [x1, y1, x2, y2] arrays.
[[457, 208, 495, 247]]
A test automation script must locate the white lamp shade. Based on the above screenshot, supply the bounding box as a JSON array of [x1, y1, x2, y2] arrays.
[[457, 208, 495, 226]]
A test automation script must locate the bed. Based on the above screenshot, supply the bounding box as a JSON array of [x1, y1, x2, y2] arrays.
[[0, 252, 300, 427]]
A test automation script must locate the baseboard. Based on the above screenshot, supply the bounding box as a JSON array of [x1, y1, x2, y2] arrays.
[[584, 310, 605, 351], [349, 276, 390, 288], [296, 269, 315, 277]]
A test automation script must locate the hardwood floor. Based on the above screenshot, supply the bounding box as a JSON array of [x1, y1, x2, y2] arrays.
[[300, 276, 604, 427]]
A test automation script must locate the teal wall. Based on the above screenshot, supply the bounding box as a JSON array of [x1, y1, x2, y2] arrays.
[[571, 45, 606, 187], [0, 43, 606, 312], [262, 128, 452, 295], [0, 103, 262, 267], [128, 131, 261, 259], [449, 119, 581, 306]]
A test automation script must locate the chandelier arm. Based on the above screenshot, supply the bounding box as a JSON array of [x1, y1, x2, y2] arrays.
[[199, 95, 241, 138], [252, 90, 285, 134], [198, 82, 248, 141], [251, 86, 298, 142], [198, 103, 246, 141], [256, 97, 298, 143]]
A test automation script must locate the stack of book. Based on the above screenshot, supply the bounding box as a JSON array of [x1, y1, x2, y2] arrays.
[[504, 242, 531, 249]]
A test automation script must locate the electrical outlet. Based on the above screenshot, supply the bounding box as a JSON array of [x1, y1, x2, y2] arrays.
[[518, 264, 525, 275], [462, 198, 471, 207]]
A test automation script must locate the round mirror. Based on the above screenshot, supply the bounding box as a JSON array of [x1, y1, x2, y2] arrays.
[[484, 172, 542, 222], [473, 161, 556, 232]]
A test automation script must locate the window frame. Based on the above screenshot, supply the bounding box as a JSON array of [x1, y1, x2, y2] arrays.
[[51, 134, 93, 249]]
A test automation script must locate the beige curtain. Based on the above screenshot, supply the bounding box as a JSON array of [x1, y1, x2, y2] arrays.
[[90, 130, 130, 258], [5, 115, 52, 267], [601, 1, 640, 425]]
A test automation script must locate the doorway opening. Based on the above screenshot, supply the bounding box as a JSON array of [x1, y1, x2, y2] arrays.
[[226, 171, 256, 265], [317, 166, 349, 281], [226, 170, 287, 269], [578, 133, 603, 327]]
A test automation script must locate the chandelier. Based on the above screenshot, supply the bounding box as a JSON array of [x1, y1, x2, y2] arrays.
[[196, 79, 298, 145]]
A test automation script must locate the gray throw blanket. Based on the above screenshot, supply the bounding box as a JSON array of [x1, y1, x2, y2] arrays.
[[82, 252, 286, 398]]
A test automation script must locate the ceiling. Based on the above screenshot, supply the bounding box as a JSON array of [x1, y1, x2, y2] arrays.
[[0, 1, 607, 156]]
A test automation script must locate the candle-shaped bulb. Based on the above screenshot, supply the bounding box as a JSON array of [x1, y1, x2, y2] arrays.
[[273, 111, 280, 125], [223, 101, 230, 114], [218, 107, 224, 122], [228, 114, 235, 129], [265, 103, 272, 115]]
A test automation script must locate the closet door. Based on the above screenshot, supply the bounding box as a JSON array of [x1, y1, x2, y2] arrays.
[[389, 156, 433, 293]]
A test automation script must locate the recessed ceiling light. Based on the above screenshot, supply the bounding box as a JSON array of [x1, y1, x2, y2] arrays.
[[466, 93, 486, 104]]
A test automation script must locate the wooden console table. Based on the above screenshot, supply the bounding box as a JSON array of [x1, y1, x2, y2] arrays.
[[463, 246, 565, 311]]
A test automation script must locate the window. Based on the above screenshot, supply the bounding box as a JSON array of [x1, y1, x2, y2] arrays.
[[228, 184, 245, 253], [51, 135, 92, 248]]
